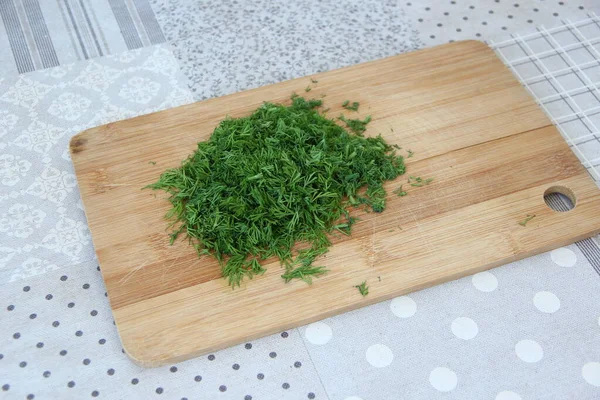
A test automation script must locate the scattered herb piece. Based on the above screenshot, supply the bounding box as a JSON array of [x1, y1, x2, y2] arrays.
[[408, 176, 433, 187], [392, 144, 401, 150], [377, 276, 381, 282], [355, 281, 369, 296], [305, 86, 312, 92], [148, 161, 156, 165], [282, 265, 327, 284], [342, 100, 360, 112], [407, 149, 414, 158], [147, 95, 406, 288], [311, 78, 318, 84], [339, 114, 372, 135], [518, 214, 536, 226], [393, 185, 408, 197]]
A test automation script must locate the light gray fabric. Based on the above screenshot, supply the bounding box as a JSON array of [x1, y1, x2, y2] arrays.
[[0, 0, 165, 75], [2, 1, 600, 399], [0, 260, 327, 399], [0, 43, 193, 283], [300, 245, 600, 399], [151, 0, 424, 100]]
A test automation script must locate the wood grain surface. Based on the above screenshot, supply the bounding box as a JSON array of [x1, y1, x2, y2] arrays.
[[70, 40, 600, 367]]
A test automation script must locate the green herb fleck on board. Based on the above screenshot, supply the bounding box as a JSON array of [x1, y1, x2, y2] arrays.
[[282, 264, 327, 284], [393, 185, 408, 197], [148, 161, 156, 165], [342, 100, 360, 112], [355, 281, 369, 296], [518, 214, 536, 226], [311, 78, 318, 84], [146, 95, 406, 288], [305, 86, 312, 92], [408, 176, 433, 187], [339, 114, 372, 135], [407, 149, 414, 158]]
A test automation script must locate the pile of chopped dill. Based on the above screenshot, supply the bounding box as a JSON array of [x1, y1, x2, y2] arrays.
[[147, 96, 406, 287]]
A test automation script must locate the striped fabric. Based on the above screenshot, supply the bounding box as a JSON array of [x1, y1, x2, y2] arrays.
[[545, 192, 600, 276], [0, 0, 165, 74]]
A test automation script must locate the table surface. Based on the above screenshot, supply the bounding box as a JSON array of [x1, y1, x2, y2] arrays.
[[1, 1, 600, 399]]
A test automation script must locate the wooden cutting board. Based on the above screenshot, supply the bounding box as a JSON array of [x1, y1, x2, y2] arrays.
[[70, 40, 600, 367]]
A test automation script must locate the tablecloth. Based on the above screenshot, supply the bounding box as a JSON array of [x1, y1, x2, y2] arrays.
[[2, 1, 600, 399]]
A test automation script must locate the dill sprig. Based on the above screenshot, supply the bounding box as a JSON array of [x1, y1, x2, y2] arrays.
[[147, 96, 406, 287], [342, 100, 360, 112], [408, 176, 433, 187], [338, 114, 372, 135], [393, 185, 407, 197], [355, 281, 369, 296], [518, 214, 536, 226]]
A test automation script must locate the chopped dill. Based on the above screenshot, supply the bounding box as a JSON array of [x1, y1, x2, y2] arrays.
[[355, 281, 369, 296], [342, 100, 360, 112], [282, 264, 327, 284], [409, 176, 433, 187], [305, 86, 312, 92], [393, 185, 407, 197], [518, 214, 536, 226], [311, 78, 318, 84], [147, 95, 406, 288], [407, 149, 414, 158], [339, 114, 372, 135], [148, 161, 156, 165]]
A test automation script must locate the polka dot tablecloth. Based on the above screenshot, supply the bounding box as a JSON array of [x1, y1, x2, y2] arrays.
[[2, 0, 600, 399], [299, 246, 600, 399]]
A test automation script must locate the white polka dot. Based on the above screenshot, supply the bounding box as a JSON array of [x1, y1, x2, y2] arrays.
[[550, 247, 577, 267], [582, 362, 600, 386], [495, 391, 522, 400], [533, 291, 560, 313], [343, 397, 363, 400], [365, 344, 393, 368], [304, 322, 332, 345], [515, 339, 543, 363], [472, 271, 498, 292], [390, 296, 416, 318], [429, 367, 457, 392], [451, 317, 478, 340]]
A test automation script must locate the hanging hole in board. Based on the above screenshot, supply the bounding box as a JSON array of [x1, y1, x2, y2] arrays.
[[543, 186, 576, 212]]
